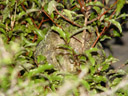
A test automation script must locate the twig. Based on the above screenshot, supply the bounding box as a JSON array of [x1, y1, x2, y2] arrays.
[[87, 17, 99, 24], [91, 0, 119, 47], [54, 7, 82, 28], [38, 17, 44, 29], [91, 26, 107, 48], [42, 8, 61, 28]]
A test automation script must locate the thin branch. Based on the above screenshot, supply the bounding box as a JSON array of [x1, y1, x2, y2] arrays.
[[87, 17, 99, 24], [54, 7, 82, 28], [38, 17, 44, 29], [42, 8, 61, 28], [91, 0, 119, 47], [91, 26, 107, 48]]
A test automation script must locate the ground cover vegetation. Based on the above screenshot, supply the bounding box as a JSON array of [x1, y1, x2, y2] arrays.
[[0, 0, 128, 96]]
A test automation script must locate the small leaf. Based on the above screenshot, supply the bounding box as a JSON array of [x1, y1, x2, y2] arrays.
[[93, 6, 101, 14], [0, 23, 6, 28], [112, 29, 121, 37], [63, 9, 75, 20], [26, 8, 40, 14], [103, 55, 119, 65], [50, 12, 54, 19], [85, 48, 98, 66], [90, 66, 96, 75], [25, 18, 33, 25], [100, 35, 111, 41], [28, 64, 54, 77], [86, 1, 104, 7], [21, 35, 37, 47], [116, 13, 128, 19], [111, 78, 122, 86], [2, 6, 10, 22], [81, 80, 90, 91], [16, 11, 26, 20], [109, 19, 122, 33], [101, 64, 109, 71], [51, 26, 66, 40], [94, 75, 107, 83], [37, 55, 47, 64], [0, 28, 6, 34], [116, 0, 125, 16], [58, 44, 72, 50], [47, 0, 58, 15], [34, 28, 45, 39]]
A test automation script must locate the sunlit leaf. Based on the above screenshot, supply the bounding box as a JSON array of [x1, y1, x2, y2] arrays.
[[100, 35, 111, 41], [93, 6, 101, 14], [37, 55, 47, 64], [109, 19, 122, 33], [85, 48, 98, 66], [26, 8, 40, 14], [116, 13, 128, 19], [86, 1, 104, 7], [112, 29, 121, 37], [0, 28, 6, 34], [51, 26, 66, 40], [63, 9, 75, 20], [81, 80, 90, 91], [47, 0, 58, 15], [28, 64, 54, 77], [116, 0, 125, 16], [34, 28, 45, 40]]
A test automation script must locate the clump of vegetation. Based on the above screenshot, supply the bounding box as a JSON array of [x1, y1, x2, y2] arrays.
[[0, 0, 128, 96]]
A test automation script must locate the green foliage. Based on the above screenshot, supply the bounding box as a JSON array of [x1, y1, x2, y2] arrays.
[[0, 0, 128, 96]]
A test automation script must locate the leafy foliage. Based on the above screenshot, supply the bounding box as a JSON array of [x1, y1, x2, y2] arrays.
[[0, 0, 128, 96]]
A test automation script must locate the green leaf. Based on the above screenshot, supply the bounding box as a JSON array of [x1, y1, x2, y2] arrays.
[[2, 6, 10, 22], [111, 78, 122, 86], [50, 12, 54, 19], [100, 35, 111, 41], [93, 6, 101, 14], [63, 9, 75, 20], [116, 13, 128, 19], [37, 55, 47, 64], [47, 0, 58, 15], [21, 35, 37, 47], [112, 29, 121, 37], [93, 75, 107, 83], [79, 55, 86, 62], [90, 66, 96, 75], [16, 11, 26, 20], [0, 23, 6, 28], [0, 28, 6, 34], [25, 18, 33, 25], [81, 80, 90, 91], [85, 48, 98, 66], [51, 26, 66, 40], [109, 19, 122, 33], [34, 28, 45, 40], [28, 64, 54, 77], [103, 55, 119, 65], [116, 0, 125, 16], [101, 64, 109, 71], [58, 44, 72, 50], [86, 1, 104, 7], [26, 8, 40, 14]]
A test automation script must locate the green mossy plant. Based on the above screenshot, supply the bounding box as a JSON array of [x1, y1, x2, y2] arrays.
[[0, 0, 128, 96]]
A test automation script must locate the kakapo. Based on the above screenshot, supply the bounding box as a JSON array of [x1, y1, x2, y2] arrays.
[[34, 19, 104, 72]]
